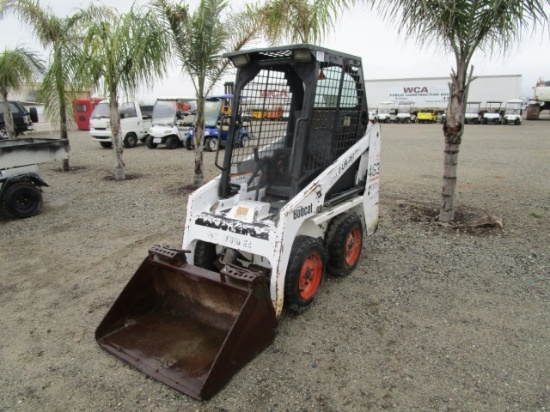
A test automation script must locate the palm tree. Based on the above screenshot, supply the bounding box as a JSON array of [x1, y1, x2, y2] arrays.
[[370, 0, 549, 221], [77, 3, 172, 180], [0, 45, 44, 139], [0, 0, 85, 170], [257, 0, 352, 44], [153, 0, 260, 188]]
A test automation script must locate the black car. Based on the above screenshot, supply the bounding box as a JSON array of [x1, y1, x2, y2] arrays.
[[0, 101, 38, 138]]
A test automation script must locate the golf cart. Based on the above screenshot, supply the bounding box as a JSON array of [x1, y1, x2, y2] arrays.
[[185, 94, 252, 152], [482, 101, 503, 124], [374, 101, 395, 123], [502, 99, 523, 125], [395, 101, 415, 123], [146, 97, 196, 149], [464, 101, 482, 124]]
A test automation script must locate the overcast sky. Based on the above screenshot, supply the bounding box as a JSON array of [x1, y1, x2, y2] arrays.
[[1, 0, 548, 101]]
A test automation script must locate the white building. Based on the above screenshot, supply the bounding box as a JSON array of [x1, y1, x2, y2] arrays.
[[366, 74, 522, 110]]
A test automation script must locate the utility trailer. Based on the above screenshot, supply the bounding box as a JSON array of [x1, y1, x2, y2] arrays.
[[0, 138, 69, 218], [96, 44, 381, 400]]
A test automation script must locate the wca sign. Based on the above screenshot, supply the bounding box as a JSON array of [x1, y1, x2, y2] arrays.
[[403, 86, 429, 93]]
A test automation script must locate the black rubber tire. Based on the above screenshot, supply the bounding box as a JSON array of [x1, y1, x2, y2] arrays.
[[99, 141, 112, 148], [205, 137, 219, 152], [194, 241, 217, 271], [29, 106, 39, 123], [326, 213, 364, 277], [515, 118, 521, 125], [239, 134, 250, 148], [166, 135, 179, 150], [145, 135, 157, 149], [123, 133, 138, 148], [284, 236, 326, 313], [2, 181, 43, 219], [0, 128, 7, 138]]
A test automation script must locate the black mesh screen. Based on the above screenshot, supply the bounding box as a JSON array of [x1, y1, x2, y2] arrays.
[[302, 63, 364, 183], [222, 51, 366, 200], [229, 69, 293, 191]]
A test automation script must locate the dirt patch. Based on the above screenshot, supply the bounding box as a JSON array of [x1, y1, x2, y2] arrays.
[[392, 198, 503, 236], [1, 123, 549, 411]]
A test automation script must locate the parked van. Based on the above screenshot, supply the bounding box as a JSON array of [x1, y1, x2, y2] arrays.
[[90, 100, 152, 148]]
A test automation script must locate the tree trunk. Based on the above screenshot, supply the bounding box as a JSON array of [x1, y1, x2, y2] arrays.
[[59, 94, 70, 171], [193, 93, 205, 188], [57, 48, 70, 171], [2, 91, 16, 139], [109, 97, 125, 180], [439, 62, 471, 222], [440, 143, 460, 221]]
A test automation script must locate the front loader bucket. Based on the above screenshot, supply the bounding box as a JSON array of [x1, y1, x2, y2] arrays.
[[95, 246, 277, 400]]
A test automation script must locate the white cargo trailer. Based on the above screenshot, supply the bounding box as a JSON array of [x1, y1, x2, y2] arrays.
[[366, 74, 522, 110]]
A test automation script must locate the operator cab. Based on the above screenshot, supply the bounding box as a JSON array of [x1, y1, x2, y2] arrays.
[[220, 44, 369, 208]]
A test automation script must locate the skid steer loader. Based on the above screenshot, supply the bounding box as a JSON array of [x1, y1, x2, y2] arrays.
[[96, 44, 381, 400]]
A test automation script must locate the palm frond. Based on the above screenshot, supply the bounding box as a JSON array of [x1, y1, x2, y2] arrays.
[[373, 0, 550, 63], [0, 44, 45, 95], [77, 3, 171, 100], [258, 0, 352, 45], [0, 0, 59, 48]]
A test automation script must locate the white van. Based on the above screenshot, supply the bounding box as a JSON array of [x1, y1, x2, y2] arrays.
[[90, 100, 152, 148]]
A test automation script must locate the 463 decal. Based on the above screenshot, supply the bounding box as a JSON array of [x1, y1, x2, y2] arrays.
[[368, 162, 380, 177]]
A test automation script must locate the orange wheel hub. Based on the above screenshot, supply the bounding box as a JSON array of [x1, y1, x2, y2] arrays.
[[344, 227, 361, 266], [298, 252, 323, 300]]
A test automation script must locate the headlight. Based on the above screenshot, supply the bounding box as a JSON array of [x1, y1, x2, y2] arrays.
[[164, 130, 172, 134], [204, 130, 210, 136]]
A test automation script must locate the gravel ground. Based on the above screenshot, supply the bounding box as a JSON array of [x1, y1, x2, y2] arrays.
[[1, 117, 549, 411]]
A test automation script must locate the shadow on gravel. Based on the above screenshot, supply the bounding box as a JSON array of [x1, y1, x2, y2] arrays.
[[164, 183, 195, 197], [53, 166, 87, 172], [392, 199, 503, 236], [103, 173, 143, 181]]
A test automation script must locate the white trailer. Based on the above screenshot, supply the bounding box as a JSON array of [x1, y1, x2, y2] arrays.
[[366, 74, 522, 110]]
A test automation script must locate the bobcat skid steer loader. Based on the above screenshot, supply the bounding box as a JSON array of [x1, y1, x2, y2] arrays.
[[96, 44, 381, 401]]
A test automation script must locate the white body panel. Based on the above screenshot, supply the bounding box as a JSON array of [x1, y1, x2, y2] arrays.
[[0, 138, 69, 169], [534, 79, 550, 102], [148, 124, 186, 144], [90, 100, 151, 143], [182, 123, 381, 316]]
